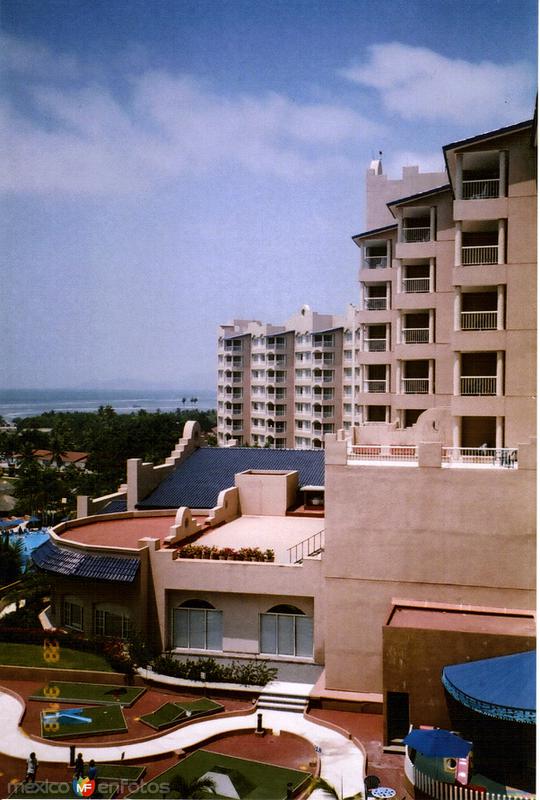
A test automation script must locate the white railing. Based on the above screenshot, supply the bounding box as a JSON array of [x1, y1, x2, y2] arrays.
[[223, 344, 243, 352], [402, 378, 429, 394], [349, 445, 417, 462], [364, 380, 388, 393], [364, 255, 388, 269], [462, 178, 500, 199], [402, 328, 430, 344], [461, 245, 498, 265], [442, 446, 518, 468], [313, 357, 335, 366], [364, 297, 388, 311], [401, 227, 430, 243], [413, 766, 531, 800], [402, 277, 430, 293], [460, 376, 497, 395], [364, 338, 386, 352], [460, 311, 497, 330]]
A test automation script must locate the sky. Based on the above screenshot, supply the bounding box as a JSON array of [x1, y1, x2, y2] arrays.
[[1, 0, 537, 390]]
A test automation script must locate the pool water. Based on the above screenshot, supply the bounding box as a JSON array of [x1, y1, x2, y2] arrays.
[[8, 528, 50, 565]]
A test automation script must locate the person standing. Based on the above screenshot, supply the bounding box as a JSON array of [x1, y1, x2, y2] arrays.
[[74, 752, 85, 780], [25, 752, 38, 783], [88, 760, 97, 781]]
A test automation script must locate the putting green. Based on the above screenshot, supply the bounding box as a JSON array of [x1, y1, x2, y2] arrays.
[[30, 681, 145, 707], [139, 697, 224, 731], [128, 749, 311, 799], [40, 704, 127, 739], [84, 763, 146, 782]]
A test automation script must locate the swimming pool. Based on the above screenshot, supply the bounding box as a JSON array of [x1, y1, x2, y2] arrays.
[[8, 528, 51, 565]]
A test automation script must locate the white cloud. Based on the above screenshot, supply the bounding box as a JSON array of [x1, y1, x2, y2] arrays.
[[0, 32, 80, 80], [0, 37, 383, 196], [383, 150, 446, 179], [340, 43, 535, 126]]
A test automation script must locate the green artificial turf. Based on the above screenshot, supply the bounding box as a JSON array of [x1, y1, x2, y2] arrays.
[[30, 681, 145, 706], [139, 697, 224, 731], [84, 763, 146, 782], [128, 749, 310, 799], [0, 643, 113, 671], [8, 780, 116, 798], [40, 704, 127, 739]]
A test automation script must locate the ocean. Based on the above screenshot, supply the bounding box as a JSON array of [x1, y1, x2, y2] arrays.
[[0, 388, 217, 422]]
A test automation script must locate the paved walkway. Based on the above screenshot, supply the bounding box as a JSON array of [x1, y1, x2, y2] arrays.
[[0, 688, 364, 797]]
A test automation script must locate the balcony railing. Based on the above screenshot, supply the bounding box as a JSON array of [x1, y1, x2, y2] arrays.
[[402, 378, 429, 394], [349, 445, 417, 462], [223, 344, 243, 352], [364, 297, 388, 311], [460, 310, 497, 330], [461, 245, 498, 265], [460, 375, 497, 395], [402, 277, 430, 293], [364, 380, 388, 393], [364, 338, 386, 352], [462, 178, 500, 199], [364, 255, 388, 269], [401, 227, 430, 243], [402, 328, 430, 344], [442, 446, 518, 468]]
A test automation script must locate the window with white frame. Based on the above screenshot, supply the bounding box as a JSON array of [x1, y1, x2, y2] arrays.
[[172, 600, 223, 651], [260, 604, 313, 657], [63, 597, 84, 631], [94, 605, 131, 639]]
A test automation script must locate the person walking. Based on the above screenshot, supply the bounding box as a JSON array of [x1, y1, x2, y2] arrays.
[[74, 752, 85, 780], [88, 760, 97, 780], [25, 752, 38, 783]]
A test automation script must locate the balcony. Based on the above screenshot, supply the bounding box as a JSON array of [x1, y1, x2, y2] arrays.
[[442, 446, 517, 468], [401, 226, 430, 243], [461, 245, 498, 265], [348, 445, 417, 464], [462, 178, 499, 200], [364, 380, 388, 393], [402, 277, 430, 293], [460, 376, 496, 395], [364, 297, 388, 311], [402, 378, 429, 394], [460, 310, 497, 330], [364, 338, 387, 352], [363, 254, 388, 269], [402, 328, 429, 344], [223, 343, 243, 353]]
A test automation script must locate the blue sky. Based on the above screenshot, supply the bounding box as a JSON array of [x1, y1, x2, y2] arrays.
[[1, 0, 536, 390]]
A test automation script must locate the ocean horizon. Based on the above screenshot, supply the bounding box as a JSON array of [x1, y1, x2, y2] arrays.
[[0, 388, 217, 422]]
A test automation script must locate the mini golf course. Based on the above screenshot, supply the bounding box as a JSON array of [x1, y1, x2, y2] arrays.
[[128, 749, 311, 799], [40, 704, 127, 739], [30, 682, 146, 707], [139, 698, 224, 731]]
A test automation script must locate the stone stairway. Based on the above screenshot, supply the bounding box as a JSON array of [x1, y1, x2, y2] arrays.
[[256, 687, 310, 714]]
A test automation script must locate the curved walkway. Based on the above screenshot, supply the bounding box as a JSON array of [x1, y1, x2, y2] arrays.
[[0, 689, 364, 797]]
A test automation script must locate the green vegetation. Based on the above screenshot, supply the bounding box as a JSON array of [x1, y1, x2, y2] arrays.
[[129, 749, 310, 799], [0, 643, 113, 671], [0, 406, 216, 519], [139, 697, 223, 731], [0, 534, 24, 585], [84, 763, 146, 782], [30, 681, 145, 706], [40, 703, 127, 739], [151, 654, 277, 686]]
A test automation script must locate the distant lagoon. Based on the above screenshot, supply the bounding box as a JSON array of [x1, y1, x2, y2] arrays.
[[0, 388, 217, 421]]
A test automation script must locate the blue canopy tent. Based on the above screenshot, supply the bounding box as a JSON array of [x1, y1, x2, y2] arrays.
[[442, 650, 536, 724], [403, 728, 472, 758]]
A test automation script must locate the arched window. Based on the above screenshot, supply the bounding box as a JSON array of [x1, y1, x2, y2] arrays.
[[62, 595, 84, 631], [260, 604, 313, 658], [172, 599, 223, 651]]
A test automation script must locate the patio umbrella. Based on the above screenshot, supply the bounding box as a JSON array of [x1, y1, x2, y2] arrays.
[[0, 518, 24, 529], [403, 728, 472, 758]]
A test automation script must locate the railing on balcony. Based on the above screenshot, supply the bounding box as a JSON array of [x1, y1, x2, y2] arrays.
[[413, 765, 531, 800], [364, 338, 387, 352], [224, 344, 243, 352], [402, 378, 429, 394], [364, 297, 388, 311], [442, 446, 518, 468], [349, 445, 417, 462], [460, 311, 498, 330], [364, 380, 388, 393], [402, 328, 430, 344], [402, 277, 430, 293], [364, 255, 388, 269], [462, 178, 500, 199], [288, 529, 325, 563], [461, 245, 498, 265], [460, 376, 497, 395], [401, 227, 430, 243]]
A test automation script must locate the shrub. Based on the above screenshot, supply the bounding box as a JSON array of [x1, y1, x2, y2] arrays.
[[151, 654, 277, 686]]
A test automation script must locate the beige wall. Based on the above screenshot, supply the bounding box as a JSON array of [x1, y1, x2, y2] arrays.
[[235, 470, 298, 515]]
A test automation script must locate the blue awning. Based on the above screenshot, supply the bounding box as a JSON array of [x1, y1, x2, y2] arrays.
[[442, 651, 536, 724]]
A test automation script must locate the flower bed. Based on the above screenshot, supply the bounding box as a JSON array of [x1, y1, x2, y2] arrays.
[[176, 544, 274, 562]]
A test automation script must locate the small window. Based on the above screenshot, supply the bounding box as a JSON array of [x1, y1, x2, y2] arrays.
[[260, 606, 313, 657], [63, 598, 84, 631], [172, 600, 223, 651]]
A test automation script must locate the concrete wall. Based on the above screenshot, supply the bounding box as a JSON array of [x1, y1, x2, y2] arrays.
[[366, 163, 448, 231], [323, 457, 536, 693], [235, 470, 298, 516]]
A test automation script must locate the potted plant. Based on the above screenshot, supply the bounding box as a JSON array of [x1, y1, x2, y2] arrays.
[[264, 549, 275, 562]]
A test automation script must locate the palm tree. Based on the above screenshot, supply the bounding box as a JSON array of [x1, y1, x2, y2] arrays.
[[308, 776, 363, 800], [168, 774, 216, 798]]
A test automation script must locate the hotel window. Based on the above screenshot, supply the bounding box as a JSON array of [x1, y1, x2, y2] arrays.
[[94, 605, 131, 639], [63, 597, 84, 631], [260, 604, 313, 658], [172, 600, 223, 651]]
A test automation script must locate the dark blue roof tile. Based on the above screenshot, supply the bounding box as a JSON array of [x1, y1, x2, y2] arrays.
[[32, 539, 139, 582]]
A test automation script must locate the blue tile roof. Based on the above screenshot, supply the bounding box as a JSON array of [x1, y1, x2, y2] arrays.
[[101, 499, 128, 514], [137, 447, 325, 510], [32, 539, 140, 582]]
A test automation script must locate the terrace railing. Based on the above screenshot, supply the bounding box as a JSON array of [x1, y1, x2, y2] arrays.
[[288, 529, 325, 563], [402, 378, 429, 394], [402, 328, 430, 344], [401, 227, 430, 243], [460, 376, 497, 395], [461, 245, 498, 265], [402, 276, 430, 293], [364, 297, 388, 311], [460, 311, 497, 330], [413, 766, 531, 800], [349, 445, 417, 462], [364, 338, 387, 352], [363, 380, 388, 393], [462, 178, 499, 199], [364, 255, 388, 269], [442, 446, 517, 468]]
